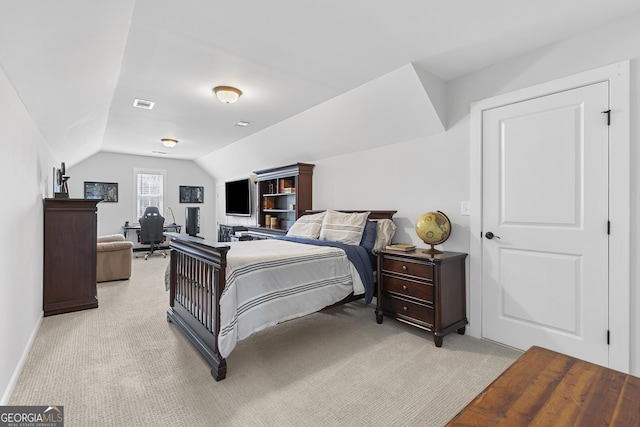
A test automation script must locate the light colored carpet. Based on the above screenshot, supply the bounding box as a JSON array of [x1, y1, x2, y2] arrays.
[[10, 255, 521, 426]]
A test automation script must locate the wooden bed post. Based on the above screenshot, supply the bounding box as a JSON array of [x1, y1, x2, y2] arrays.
[[165, 233, 230, 380]]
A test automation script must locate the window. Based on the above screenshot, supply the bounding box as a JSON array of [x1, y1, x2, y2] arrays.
[[134, 168, 166, 220]]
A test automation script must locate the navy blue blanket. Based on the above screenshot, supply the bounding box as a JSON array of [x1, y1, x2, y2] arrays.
[[276, 236, 375, 304]]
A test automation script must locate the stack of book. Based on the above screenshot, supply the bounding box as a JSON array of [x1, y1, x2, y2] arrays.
[[385, 243, 416, 252]]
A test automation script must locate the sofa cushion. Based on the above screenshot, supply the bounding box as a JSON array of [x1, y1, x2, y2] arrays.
[[97, 234, 125, 243], [97, 241, 134, 252]]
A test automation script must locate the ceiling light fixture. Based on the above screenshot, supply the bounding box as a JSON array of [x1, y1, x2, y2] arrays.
[[161, 138, 178, 148], [235, 121, 250, 127], [213, 86, 242, 104]]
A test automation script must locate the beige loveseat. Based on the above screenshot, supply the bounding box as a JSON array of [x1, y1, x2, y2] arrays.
[[97, 234, 134, 282]]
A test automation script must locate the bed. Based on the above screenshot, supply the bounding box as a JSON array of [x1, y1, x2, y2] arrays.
[[166, 209, 396, 380]]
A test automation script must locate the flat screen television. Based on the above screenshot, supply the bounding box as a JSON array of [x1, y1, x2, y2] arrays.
[[225, 178, 251, 216]]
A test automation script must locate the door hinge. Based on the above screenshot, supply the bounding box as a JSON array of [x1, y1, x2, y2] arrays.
[[608, 221, 611, 235], [602, 109, 611, 125], [607, 330, 610, 345]]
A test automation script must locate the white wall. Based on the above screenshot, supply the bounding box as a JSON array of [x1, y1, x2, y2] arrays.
[[312, 132, 469, 252], [203, 13, 640, 374], [0, 66, 58, 403], [68, 152, 216, 241]]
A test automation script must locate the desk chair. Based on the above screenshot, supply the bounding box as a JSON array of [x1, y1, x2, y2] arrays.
[[136, 207, 167, 260]]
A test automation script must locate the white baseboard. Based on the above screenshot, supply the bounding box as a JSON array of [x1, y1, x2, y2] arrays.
[[1, 312, 43, 405]]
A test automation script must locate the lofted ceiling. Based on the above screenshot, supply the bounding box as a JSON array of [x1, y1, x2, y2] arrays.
[[2, 0, 640, 167]]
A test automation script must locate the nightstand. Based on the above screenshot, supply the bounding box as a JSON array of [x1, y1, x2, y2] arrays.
[[376, 249, 468, 347]]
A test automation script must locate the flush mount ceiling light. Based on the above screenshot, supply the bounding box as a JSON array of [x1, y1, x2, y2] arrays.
[[235, 120, 250, 127], [213, 86, 242, 104], [161, 138, 178, 148]]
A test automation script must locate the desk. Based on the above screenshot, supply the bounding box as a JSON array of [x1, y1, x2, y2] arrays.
[[446, 346, 640, 426], [122, 223, 182, 238]]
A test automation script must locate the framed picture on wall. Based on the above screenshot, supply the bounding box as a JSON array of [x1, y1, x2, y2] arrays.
[[179, 185, 204, 203], [84, 181, 118, 202]]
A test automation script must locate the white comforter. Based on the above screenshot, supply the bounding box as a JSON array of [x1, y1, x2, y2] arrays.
[[218, 239, 364, 358]]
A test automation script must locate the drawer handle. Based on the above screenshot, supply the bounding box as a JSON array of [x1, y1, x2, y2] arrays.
[[402, 285, 408, 291], [402, 265, 408, 271], [403, 306, 408, 312]]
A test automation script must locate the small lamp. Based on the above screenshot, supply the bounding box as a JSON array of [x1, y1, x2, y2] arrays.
[[161, 138, 178, 148], [213, 86, 242, 104]]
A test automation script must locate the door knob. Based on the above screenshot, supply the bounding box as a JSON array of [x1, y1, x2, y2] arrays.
[[485, 232, 501, 240]]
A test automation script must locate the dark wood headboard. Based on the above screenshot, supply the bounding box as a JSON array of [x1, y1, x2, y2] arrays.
[[302, 210, 396, 220]]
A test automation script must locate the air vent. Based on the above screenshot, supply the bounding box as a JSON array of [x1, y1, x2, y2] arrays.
[[151, 151, 171, 155], [133, 98, 155, 110]]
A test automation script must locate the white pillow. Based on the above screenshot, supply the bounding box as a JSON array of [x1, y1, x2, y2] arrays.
[[286, 211, 326, 239], [372, 219, 397, 254], [319, 210, 370, 245]]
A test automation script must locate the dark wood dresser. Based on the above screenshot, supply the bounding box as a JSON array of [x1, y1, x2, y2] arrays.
[[376, 249, 468, 347], [43, 198, 100, 316]]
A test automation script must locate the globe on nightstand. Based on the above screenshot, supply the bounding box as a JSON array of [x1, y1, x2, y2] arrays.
[[415, 211, 451, 255]]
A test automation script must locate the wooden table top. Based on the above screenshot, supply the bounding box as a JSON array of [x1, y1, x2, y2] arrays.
[[446, 346, 640, 426]]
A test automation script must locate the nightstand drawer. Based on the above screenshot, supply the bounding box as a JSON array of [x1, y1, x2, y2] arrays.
[[382, 296, 434, 326], [381, 275, 433, 303], [382, 257, 433, 280]]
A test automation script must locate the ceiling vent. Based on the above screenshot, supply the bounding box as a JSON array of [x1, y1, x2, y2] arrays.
[[133, 98, 155, 110]]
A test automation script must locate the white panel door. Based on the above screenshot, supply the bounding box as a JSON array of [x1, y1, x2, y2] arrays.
[[482, 81, 609, 366]]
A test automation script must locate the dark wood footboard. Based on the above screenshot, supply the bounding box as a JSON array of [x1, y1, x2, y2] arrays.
[[165, 233, 230, 381]]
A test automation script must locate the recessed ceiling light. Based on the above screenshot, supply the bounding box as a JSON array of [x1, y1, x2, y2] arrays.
[[235, 121, 250, 127], [133, 98, 155, 109]]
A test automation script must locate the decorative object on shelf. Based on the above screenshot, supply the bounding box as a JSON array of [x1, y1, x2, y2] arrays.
[[213, 86, 242, 104], [84, 181, 118, 202], [161, 138, 178, 148], [54, 162, 70, 198], [179, 185, 204, 203], [415, 210, 451, 254]]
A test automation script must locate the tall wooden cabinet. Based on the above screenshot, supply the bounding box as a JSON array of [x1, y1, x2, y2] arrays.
[[43, 198, 100, 316], [248, 163, 314, 237]]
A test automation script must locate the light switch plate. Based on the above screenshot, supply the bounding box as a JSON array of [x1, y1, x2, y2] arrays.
[[461, 201, 470, 216]]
